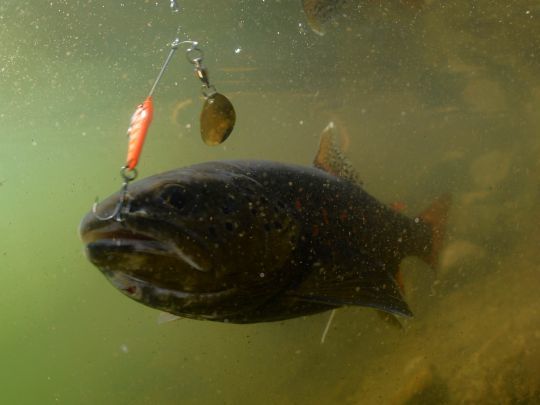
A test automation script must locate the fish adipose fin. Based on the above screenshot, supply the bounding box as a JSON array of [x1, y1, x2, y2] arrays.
[[313, 121, 360, 184], [289, 257, 413, 318], [417, 194, 452, 269]]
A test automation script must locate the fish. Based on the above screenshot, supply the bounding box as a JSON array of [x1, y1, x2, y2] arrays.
[[80, 123, 450, 323], [302, 0, 425, 35], [302, 0, 348, 35]]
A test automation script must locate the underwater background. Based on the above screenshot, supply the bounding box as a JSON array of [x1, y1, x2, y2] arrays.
[[1, 1, 539, 403]]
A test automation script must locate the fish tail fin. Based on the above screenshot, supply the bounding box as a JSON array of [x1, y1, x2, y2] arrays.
[[417, 194, 452, 269]]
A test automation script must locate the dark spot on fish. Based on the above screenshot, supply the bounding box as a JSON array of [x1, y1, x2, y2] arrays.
[[208, 226, 217, 238], [225, 222, 234, 232], [264, 223, 272, 232], [221, 204, 233, 214]]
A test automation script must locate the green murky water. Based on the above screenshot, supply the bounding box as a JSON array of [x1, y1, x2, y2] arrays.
[[1, 1, 539, 404]]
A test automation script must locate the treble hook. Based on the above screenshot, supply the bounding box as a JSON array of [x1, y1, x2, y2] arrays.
[[92, 167, 138, 222]]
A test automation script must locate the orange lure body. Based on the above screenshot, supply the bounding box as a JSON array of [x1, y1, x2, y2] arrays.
[[126, 96, 154, 170]]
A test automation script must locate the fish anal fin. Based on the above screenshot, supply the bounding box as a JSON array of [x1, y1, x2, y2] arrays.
[[289, 259, 413, 318], [377, 310, 404, 329], [313, 121, 360, 184]]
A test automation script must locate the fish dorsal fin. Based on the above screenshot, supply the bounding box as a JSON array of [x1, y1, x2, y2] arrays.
[[313, 121, 360, 183], [287, 256, 413, 318]]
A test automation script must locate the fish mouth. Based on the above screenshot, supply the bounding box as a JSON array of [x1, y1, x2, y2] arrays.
[[80, 215, 213, 273]]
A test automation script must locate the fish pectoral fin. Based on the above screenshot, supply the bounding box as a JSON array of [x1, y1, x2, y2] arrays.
[[157, 311, 183, 324], [288, 259, 413, 318]]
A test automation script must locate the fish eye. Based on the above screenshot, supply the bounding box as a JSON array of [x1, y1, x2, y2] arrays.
[[160, 185, 190, 211]]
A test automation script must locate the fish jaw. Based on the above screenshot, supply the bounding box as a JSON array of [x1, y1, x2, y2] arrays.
[[79, 196, 279, 319], [98, 269, 247, 321], [82, 219, 211, 270], [80, 216, 247, 318], [79, 209, 216, 291], [83, 230, 211, 273]]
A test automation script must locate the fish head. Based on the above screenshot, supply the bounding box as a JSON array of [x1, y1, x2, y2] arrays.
[[79, 163, 299, 320]]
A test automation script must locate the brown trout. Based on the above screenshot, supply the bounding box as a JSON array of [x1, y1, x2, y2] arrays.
[[80, 124, 449, 323]]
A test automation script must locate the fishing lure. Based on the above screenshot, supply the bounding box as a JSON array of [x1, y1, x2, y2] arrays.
[[185, 44, 236, 146], [92, 38, 237, 222], [126, 96, 154, 170]]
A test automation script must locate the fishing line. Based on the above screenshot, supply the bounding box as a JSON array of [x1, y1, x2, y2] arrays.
[[92, 4, 236, 222]]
